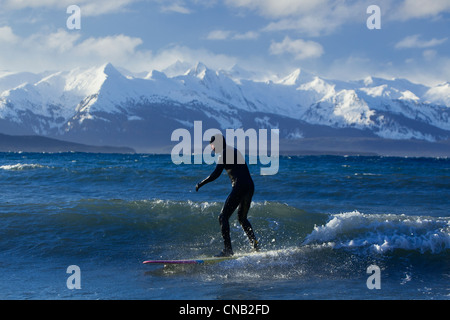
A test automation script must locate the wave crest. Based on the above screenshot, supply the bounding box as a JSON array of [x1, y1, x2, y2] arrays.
[[0, 163, 47, 170], [303, 211, 450, 254]]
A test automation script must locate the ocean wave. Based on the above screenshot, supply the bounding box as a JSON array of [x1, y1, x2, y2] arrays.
[[0, 199, 320, 257], [303, 211, 450, 254], [0, 163, 47, 170], [4, 199, 449, 262]]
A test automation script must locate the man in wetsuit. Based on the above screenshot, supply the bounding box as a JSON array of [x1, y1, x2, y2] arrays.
[[196, 134, 259, 257]]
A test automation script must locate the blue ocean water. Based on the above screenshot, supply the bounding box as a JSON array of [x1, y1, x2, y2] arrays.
[[0, 152, 448, 300]]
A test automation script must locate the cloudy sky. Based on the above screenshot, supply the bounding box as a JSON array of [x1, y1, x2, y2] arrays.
[[0, 0, 449, 85]]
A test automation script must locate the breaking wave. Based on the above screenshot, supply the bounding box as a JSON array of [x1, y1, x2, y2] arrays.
[[0, 163, 47, 170], [303, 210, 450, 254]]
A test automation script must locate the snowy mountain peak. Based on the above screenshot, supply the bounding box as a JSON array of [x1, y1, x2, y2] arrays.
[[424, 82, 450, 107], [161, 60, 192, 78], [278, 68, 302, 86], [0, 62, 449, 150], [277, 68, 316, 87], [63, 65, 108, 97], [145, 69, 167, 80], [363, 76, 374, 86], [186, 62, 203, 76], [102, 62, 124, 78], [186, 62, 216, 80]]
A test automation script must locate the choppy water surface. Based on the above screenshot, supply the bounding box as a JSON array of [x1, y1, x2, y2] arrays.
[[0, 153, 448, 299]]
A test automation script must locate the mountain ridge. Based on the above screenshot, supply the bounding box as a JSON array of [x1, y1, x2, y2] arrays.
[[0, 62, 449, 155], [0, 132, 135, 153]]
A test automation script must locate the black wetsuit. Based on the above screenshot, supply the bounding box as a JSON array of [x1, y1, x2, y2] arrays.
[[197, 146, 257, 255]]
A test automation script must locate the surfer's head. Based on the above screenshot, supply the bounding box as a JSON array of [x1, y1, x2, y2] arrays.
[[210, 134, 226, 153]]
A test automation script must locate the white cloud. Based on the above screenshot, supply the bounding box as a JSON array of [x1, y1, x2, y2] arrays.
[[0, 26, 238, 74], [161, 3, 192, 14], [153, 0, 220, 15], [263, 14, 345, 37], [323, 53, 450, 87], [206, 30, 232, 40], [0, 0, 448, 86], [228, 0, 450, 21], [423, 49, 437, 61], [0, 26, 19, 43], [206, 29, 259, 40], [225, 0, 327, 19], [226, 0, 365, 36], [148, 45, 238, 71], [34, 29, 81, 53], [1, 0, 138, 16], [399, 56, 450, 86], [269, 36, 323, 60], [232, 31, 259, 40], [74, 35, 144, 62], [395, 34, 448, 49], [394, 0, 450, 20], [226, 0, 450, 36], [0, 28, 151, 72]]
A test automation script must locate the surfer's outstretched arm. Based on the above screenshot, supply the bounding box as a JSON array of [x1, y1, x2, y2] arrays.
[[196, 162, 224, 191]]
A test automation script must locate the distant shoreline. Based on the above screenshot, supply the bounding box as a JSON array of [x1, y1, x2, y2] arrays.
[[0, 133, 135, 154], [2, 132, 450, 158]]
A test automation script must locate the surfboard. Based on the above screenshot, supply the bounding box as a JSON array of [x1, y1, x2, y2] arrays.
[[143, 255, 239, 265]]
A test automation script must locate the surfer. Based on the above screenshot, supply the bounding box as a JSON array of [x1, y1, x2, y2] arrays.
[[196, 134, 259, 257]]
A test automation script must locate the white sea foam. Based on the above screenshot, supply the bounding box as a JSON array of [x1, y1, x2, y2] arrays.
[[303, 211, 450, 254], [0, 163, 46, 171]]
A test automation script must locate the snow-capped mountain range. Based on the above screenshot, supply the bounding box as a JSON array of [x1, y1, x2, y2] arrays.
[[0, 62, 449, 154]]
